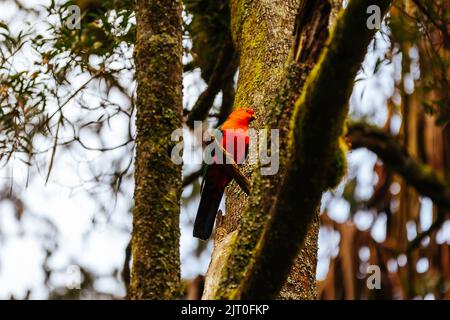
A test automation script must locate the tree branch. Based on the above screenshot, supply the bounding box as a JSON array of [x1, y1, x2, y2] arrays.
[[234, 0, 393, 299], [411, 0, 449, 46], [212, 0, 333, 300], [182, 169, 203, 187], [186, 39, 236, 128], [217, 73, 235, 125], [122, 239, 132, 298], [348, 122, 450, 212], [13, 0, 39, 14]]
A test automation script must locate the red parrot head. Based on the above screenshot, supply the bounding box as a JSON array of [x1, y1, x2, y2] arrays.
[[226, 108, 256, 126]]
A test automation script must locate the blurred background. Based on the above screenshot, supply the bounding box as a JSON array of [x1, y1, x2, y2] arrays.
[[0, 0, 448, 299]]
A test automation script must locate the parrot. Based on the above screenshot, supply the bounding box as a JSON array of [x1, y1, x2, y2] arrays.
[[193, 108, 256, 240]]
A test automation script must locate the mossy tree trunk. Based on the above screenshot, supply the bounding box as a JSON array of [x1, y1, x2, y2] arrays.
[[130, 0, 183, 299], [203, 0, 392, 299], [203, 0, 339, 299]]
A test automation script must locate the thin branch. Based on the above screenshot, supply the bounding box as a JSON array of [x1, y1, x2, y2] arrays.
[[411, 0, 449, 46], [45, 113, 63, 185], [47, 73, 100, 122], [182, 169, 203, 187], [186, 38, 236, 128], [234, 0, 393, 299], [217, 72, 235, 125], [213, 0, 333, 299], [183, 61, 197, 73], [348, 122, 450, 212], [122, 239, 132, 298], [13, 0, 39, 14]]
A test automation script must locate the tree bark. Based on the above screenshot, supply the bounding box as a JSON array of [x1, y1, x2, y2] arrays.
[[203, 0, 336, 299], [235, 0, 392, 299], [203, 0, 392, 300], [130, 0, 183, 299]]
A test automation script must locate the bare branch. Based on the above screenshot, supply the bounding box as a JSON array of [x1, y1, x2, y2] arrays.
[[186, 39, 236, 128], [182, 169, 203, 187], [122, 239, 132, 298], [411, 0, 449, 46], [234, 0, 393, 299], [348, 122, 450, 212]]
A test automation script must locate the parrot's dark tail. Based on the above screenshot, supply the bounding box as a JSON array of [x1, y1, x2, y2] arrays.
[[193, 182, 225, 240]]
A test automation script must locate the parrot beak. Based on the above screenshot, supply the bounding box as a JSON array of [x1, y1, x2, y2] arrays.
[[250, 114, 256, 122]]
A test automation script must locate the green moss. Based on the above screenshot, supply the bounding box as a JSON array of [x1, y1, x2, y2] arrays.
[[213, 0, 332, 300], [325, 137, 349, 190], [229, 0, 252, 51], [130, 0, 183, 300], [232, 0, 393, 299]]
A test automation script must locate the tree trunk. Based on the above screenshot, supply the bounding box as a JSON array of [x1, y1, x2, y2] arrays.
[[130, 0, 183, 299], [203, 0, 392, 299], [203, 0, 339, 299]]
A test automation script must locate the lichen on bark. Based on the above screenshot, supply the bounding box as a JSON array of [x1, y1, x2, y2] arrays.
[[201, 0, 392, 300], [203, 0, 333, 300], [235, 0, 393, 299], [130, 0, 183, 299]]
